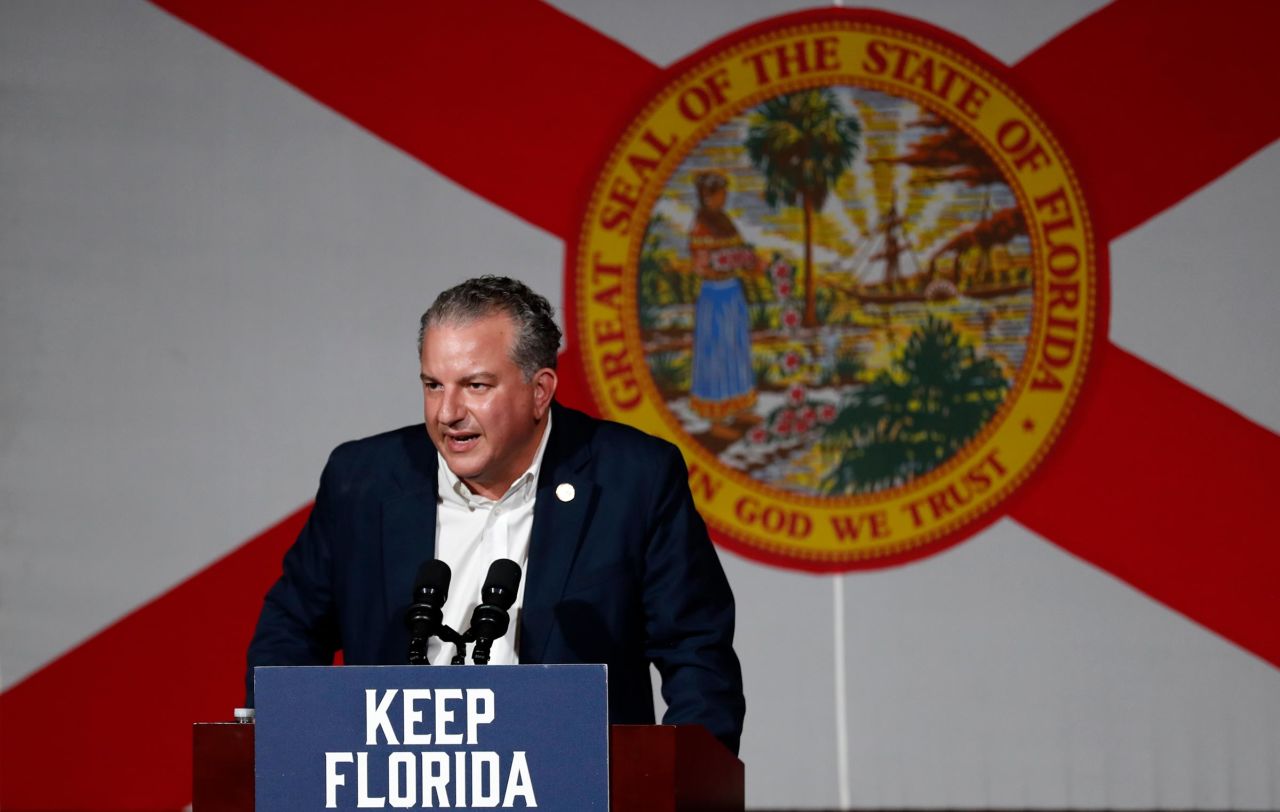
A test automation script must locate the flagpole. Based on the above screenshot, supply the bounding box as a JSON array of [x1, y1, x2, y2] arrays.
[[833, 576, 852, 808]]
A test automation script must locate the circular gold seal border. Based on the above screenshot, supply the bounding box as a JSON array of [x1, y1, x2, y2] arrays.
[[566, 8, 1106, 571]]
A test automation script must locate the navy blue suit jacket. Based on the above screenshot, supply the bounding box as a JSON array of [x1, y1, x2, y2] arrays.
[[246, 403, 745, 753]]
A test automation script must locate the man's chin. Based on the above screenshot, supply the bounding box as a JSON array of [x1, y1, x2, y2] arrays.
[[441, 450, 483, 478]]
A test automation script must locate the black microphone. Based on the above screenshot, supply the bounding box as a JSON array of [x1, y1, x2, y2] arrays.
[[405, 559, 451, 664], [466, 559, 522, 665]]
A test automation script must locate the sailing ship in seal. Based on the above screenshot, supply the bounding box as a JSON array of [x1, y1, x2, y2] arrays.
[[841, 194, 1033, 305]]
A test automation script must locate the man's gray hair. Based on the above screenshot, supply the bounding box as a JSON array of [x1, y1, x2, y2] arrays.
[[418, 276, 562, 378]]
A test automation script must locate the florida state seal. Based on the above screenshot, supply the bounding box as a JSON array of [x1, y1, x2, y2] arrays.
[[568, 9, 1102, 571]]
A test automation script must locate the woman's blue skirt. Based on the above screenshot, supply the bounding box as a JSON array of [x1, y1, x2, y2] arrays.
[[691, 278, 755, 415]]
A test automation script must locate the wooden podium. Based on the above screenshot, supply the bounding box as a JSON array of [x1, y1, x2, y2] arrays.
[[194, 720, 744, 811]]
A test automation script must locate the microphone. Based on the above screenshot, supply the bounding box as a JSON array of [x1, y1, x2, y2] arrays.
[[465, 559, 522, 665], [405, 559, 451, 664]]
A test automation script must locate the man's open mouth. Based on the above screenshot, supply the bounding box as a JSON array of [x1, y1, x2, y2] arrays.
[[444, 433, 480, 451]]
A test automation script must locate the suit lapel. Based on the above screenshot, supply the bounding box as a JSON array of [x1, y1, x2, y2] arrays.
[[381, 451, 440, 621], [522, 405, 596, 663]]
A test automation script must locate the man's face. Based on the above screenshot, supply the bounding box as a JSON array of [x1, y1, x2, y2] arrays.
[[419, 312, 556, 500]]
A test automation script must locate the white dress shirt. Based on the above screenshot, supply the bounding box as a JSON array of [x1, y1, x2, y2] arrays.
[[428, 413, 551, 665]]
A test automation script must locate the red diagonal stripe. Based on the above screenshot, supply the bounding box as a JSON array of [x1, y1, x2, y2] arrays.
[[0, 507, 309, 810], [1013, 0, 1280, 242], [1009, 341, 1280, 667], [151, 0, 660, 239]]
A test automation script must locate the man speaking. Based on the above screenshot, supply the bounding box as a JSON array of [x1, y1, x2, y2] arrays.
[[246, 276, 746, 754]]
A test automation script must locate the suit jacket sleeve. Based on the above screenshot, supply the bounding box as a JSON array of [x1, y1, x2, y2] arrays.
[[243, 452, 343, 705], [641, 442, 746, 754]]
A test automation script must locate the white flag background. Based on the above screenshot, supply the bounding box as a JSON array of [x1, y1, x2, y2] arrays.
[[2, 1, 1278, 809]]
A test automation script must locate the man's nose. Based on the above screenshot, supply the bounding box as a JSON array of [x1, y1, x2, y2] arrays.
[[438, 387, 464, 424]]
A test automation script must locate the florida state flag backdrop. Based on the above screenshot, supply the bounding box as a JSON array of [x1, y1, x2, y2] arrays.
[[2, 1, 1278, 809]]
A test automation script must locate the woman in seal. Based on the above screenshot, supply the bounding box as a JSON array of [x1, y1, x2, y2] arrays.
[[688, 171, 758, 437]]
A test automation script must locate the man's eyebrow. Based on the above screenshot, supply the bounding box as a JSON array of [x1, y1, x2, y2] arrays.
[[418, 372, 498, 383]]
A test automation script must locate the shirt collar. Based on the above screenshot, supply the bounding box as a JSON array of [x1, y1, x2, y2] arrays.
[[437, 410, 553, 511]]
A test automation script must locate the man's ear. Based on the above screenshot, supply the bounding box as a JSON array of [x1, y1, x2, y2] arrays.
[[531, 367, 558, 420]]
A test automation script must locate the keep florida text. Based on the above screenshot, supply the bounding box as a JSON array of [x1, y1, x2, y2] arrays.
[[325, 688, 537, 808]]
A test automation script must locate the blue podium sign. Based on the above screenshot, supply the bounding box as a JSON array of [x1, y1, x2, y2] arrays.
[[254, 664, 608, 810]]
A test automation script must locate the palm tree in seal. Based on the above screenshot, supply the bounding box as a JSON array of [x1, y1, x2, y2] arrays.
[[745, 89, 861, 328]]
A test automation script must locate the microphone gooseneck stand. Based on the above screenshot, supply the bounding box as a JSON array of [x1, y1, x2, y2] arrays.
[[409, 558, 523, 665]]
